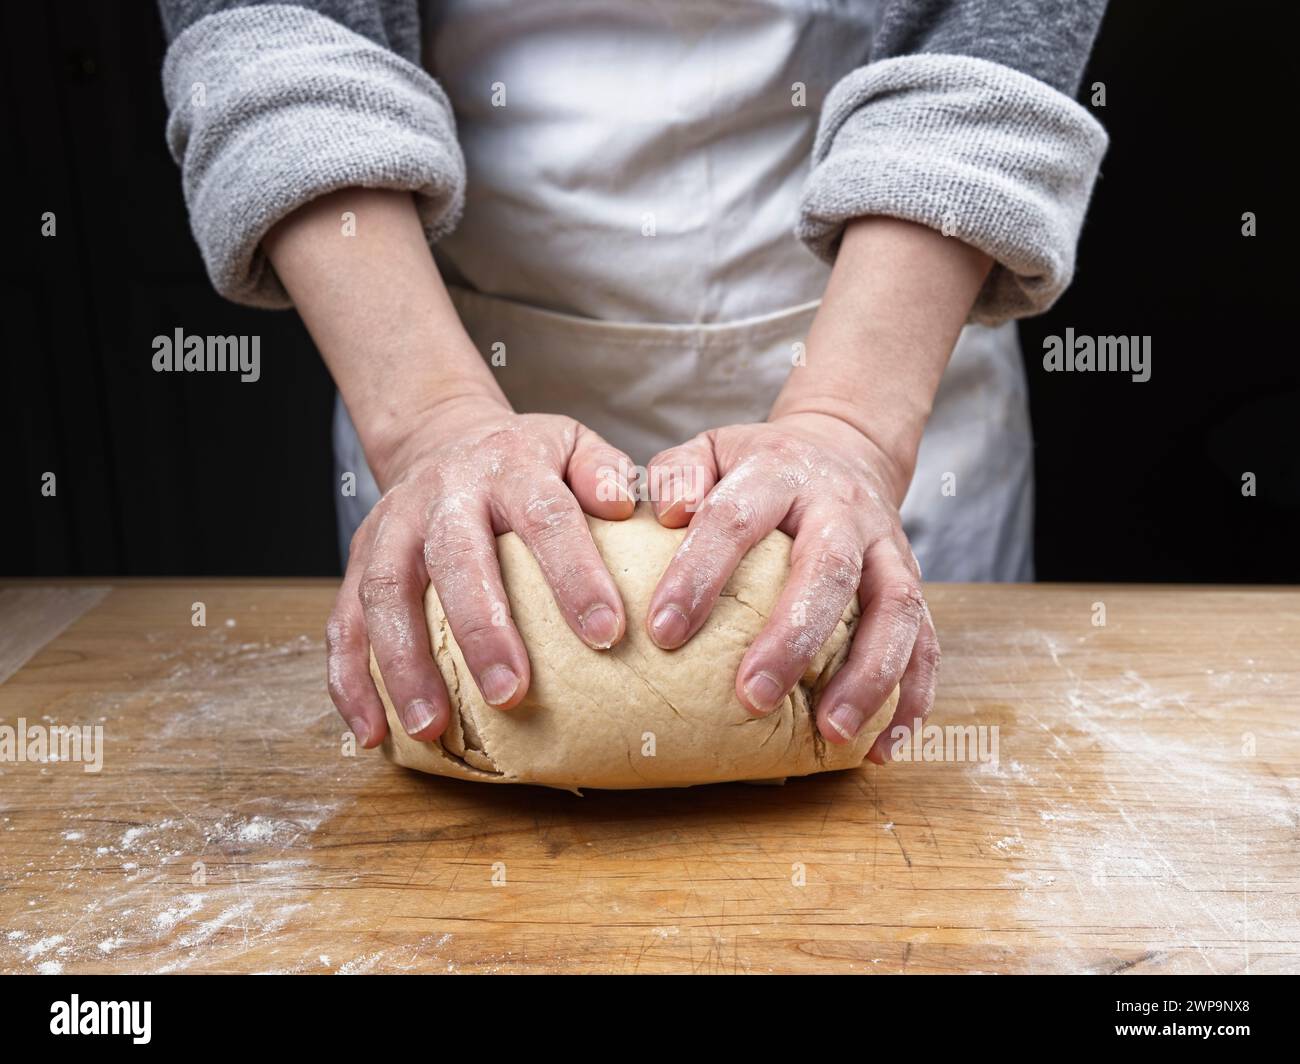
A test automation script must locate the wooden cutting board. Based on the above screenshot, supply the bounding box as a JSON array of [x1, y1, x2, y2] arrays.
[[0, 580, 1296, 974]]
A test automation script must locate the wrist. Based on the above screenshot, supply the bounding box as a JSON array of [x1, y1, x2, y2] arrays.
[[769, 406, 916, 505], [769, 216, 991, 504], [363, 389, 511, 489]]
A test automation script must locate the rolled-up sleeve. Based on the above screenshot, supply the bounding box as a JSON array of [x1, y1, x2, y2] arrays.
[[160, 1, 465, 307], [797, 0, 1110, 324]]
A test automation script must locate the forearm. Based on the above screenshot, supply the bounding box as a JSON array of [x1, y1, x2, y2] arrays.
[[797, 5, 1108, 325], [771, 215, 991, 501], [263, 188, 508, 485]]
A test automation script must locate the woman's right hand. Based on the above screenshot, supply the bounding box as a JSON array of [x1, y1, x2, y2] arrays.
[[328, 396, 637, 747], [258, 189, 636, 747]]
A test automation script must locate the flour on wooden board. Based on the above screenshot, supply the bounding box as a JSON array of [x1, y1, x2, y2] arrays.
[[957, 627, 1296, 974], [6, 604, 1294, 974], [0, 627, 375, 974]]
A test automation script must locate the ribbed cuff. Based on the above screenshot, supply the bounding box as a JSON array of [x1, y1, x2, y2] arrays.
[[163, 4, 465, 308], [797, 54, 1109, 324]]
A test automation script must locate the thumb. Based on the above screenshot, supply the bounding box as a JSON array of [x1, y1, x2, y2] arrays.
[[567, 425, 637, 519], [647, 433, 718, 528]]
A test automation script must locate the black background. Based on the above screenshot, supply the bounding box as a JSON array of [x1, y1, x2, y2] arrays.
[[4, 1, 1294, 581]]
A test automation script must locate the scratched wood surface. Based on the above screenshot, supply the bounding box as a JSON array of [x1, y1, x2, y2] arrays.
[[0, 581, 1296, 974]]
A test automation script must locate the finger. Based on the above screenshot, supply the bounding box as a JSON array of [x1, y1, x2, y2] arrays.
[[358, 511, 451, 741], [566, 425, 637, 520], [646, 461, 791, 651], [814, 539, 926, 745], [646, 435, 718, 528], [867, 603, 940, 765], [326, 520, 388, 749], [734, 516, 863, 716], [425, 491, 531, 710], [503, 474, 626, 650]]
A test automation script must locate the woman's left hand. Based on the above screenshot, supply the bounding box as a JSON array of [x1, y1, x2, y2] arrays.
[[644, 411, 937, 762]]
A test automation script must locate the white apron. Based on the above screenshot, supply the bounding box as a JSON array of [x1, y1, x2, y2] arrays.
[[335, 0, 1035, 582]]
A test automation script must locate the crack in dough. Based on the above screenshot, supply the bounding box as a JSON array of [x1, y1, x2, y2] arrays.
[[615, 652, 689, 723]]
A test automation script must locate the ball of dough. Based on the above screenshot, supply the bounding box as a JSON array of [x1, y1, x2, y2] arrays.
[[373, 506, 896, 790]]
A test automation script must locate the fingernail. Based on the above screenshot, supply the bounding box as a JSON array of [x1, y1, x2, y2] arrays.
[[347, 717, 371, 746], [744, 671, 786, 714], [479, 664, 521, 706], [400, 699, 438, 735], [580, 604, 620, 649], [650, 605, 690, 649], [658, 493, 690, 518], [828, 703, 865, 742]]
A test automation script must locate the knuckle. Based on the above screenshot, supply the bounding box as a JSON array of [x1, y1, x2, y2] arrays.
[[880, 579, 926, 623], [324, 613, 354, 654], [425, 526, 481, 571], [451, 613, 509, 646], [517, 491, 576, 543], [357, 570, 405, 611], [811, 544, 863, 594], [517, 510, 559, 544], [916, 638, 942, 675], [708, 496, 758, 538], [832, 482, 868, 510], [514, 483, 572, 528], [421, 492, 468, 532], [378, 647, 423, 679]]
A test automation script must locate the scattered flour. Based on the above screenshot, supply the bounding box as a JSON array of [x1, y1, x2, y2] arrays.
[[23, 935, 65, 962], [955, 629, 1299, 975], [0, 628, 355, 975], [154, 894, 204, 933]]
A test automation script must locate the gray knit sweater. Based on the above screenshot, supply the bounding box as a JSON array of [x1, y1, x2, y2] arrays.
[[159, 0, 1108, 324]]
